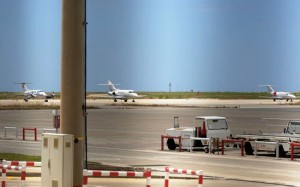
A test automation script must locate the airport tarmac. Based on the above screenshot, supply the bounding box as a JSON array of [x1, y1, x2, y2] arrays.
[[0, 98, 299, 108], [0, 99, 300, 186]]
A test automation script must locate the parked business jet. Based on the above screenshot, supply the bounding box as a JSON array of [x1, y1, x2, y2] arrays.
[[259, 85, 296, 102], [15, 83, 55, 102], [99, 80, 139, 102]]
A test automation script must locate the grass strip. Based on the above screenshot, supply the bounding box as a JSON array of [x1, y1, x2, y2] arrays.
[[0, 153, 41, 162]]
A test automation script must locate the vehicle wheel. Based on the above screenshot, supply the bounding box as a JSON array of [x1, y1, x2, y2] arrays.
[[167, 138, 177, 150], [276, 145, 287, 157], [245, 142, 253, 155], [204, 147, 209, 153]]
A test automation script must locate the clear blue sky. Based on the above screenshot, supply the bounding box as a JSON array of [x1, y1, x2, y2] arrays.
[[1, 0, 300, 92]]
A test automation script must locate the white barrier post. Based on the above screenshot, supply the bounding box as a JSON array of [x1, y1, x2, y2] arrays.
[[43, 128, 58, 133], [4, 127, 18, 139], [1, 166, 5, 187], [275, 142, 279, 159], [254, 141, 279, 159], [164, 168, 169, 187], [83, 169, 151, 187], [145, 170, 151, 187], [165, 167, 203, 187], [21, 166, 26, 187], [83, 169, 89, 187]]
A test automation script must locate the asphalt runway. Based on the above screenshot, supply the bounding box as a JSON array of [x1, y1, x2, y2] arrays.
[[0, 99, 300, 186]]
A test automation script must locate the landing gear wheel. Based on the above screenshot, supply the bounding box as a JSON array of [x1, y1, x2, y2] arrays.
[[45, 99, 48, 102], [167, 138, 177, 150]]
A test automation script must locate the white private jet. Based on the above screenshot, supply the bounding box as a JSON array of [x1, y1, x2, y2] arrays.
[[99, 80, 139, 102], [15, 83, 55, 102], [259, 85, 296, 102]]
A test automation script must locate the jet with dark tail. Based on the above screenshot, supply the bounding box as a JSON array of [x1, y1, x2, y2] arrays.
[[15, 83, 55, 102]]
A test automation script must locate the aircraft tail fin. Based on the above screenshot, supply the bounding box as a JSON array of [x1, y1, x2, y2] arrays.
[[266, 85, 275, 93], [14, 82, 30, 92], [259, 85, 275, 93], [108, 80, 117, 92]]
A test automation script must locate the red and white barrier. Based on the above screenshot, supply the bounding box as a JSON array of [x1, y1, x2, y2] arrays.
[[2, 160, 41, 167], [165, 167, 203, 187], [0, 165, 26, 187], [83, 169, 151, 187]]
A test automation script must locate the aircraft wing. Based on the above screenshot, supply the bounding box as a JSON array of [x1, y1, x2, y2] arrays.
[[113, 95, 127, 99], [46, 92, 55, 99], [21, 94, 34, 101], [259, 96, 299, 100], [259, 96, 282, 99]]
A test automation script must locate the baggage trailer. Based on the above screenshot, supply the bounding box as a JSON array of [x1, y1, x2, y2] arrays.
[[236, 119, 300, 157], [165, 116, 232, 152]]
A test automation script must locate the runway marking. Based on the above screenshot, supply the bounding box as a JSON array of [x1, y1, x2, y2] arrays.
[[89, 145, 300, 165], [95, 158, 121, 161], [88, 146, 300, 179]]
